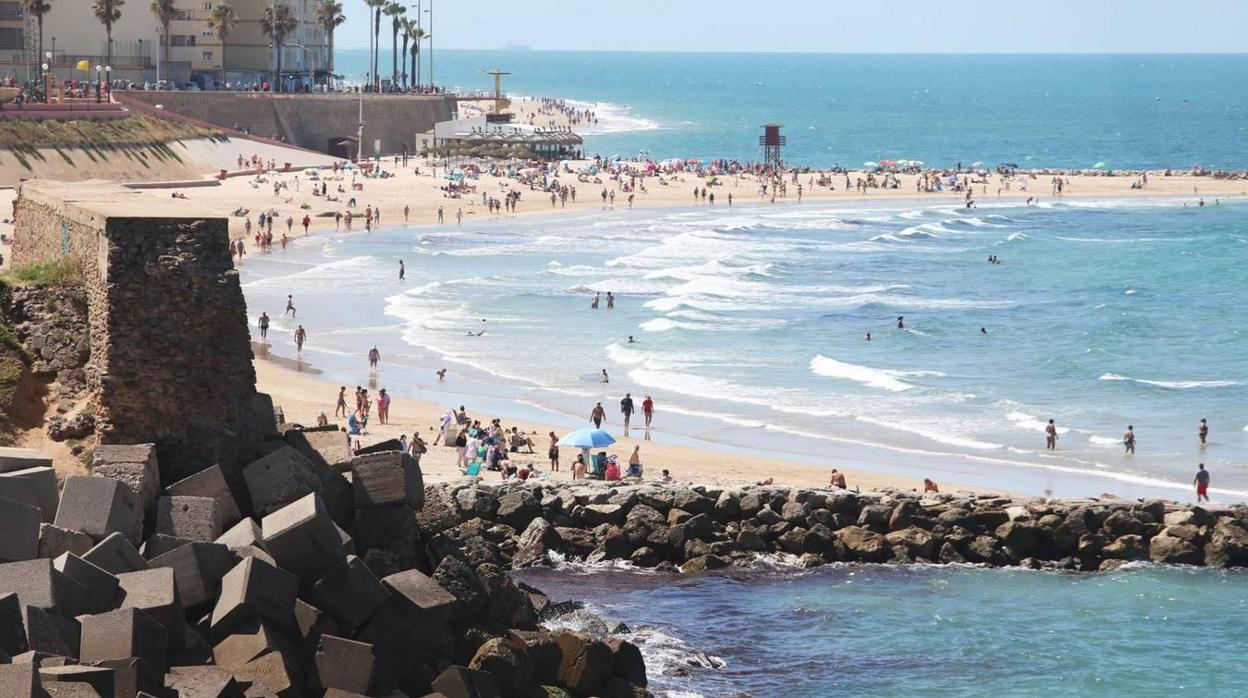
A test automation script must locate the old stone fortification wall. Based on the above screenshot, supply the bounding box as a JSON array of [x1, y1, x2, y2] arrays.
[[122, 91, 456, 156], [12, 182, 264, 492]]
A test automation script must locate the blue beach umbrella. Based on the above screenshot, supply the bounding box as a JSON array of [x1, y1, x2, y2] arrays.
[[558, 428, 616, 475]]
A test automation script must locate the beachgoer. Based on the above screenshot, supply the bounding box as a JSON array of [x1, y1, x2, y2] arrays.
[[1199, 418, 1208, 446], [548, 431, 560, 471], [334, 386, 347, 417], [601, 369, 609, 384], [642, 395, 654, 428], [573, 454, 587, 480], [627, 446, 642, 478], [923, 478, 939, 493], [620, 393, 634, 429], [606, 291, 615, 309], [627, 335, 636, 344], [896, 316, 905, 329], [865, 332, 871, 341], [1123, 425, 1136, 454], [368, 346, 380, 370], [258, 312, 270, 341], [284, 294, 296, 317], [1195, 463, 1211, 503], [436, 368, 447, 381], [1046, 419, 1058, 450], [399, 260, 405, 280], [294, 325, 306, 352], [375, 389, 390, 425], [661, 469, 673, 483], [756, 477, 774, 486], [590, 402, 606, 428], [829, 469, 847, 488]]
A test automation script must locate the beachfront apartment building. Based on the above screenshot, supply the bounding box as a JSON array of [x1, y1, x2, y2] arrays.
[[0, 0, 327, 89]]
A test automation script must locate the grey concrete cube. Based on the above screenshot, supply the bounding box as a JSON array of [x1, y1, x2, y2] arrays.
[[37, 664, 112, 695], [0, 560, 86, 615], [91, 444, 160, 518], [308, 556, 388, 632], [38, 524, 94, 560], [431, 665, 500, 698], [0, 592, 28, 656], [155, 496, 224, 543], [141, 534, 194, 560], [164, 466, 241, 529], [285, 428, 354, 473], [292, 598, 340, 659], [93, 657, 162, 698], [114, 568, 184, 649], [51, 554, 118, 615], [1, 467, 58, 524], [82, 533, 148, 575], [260, 494, 345, 579], [309, 634, 374, 695], [349, 451, 424, 509], [211, 619, 296, 672], [0, 663, 43, 698], [79, 608, 168, 673], [242, 446, 323, 518], [209, 556, 299, 634], [381, 569, 457, 633], [0, 448, 53, 474], [0, 496, 41, 563], [147, 542, 238, 613], [53, 476, 143, 546], [163, 665, 243, 698], [22, 605, 79, 658], [233, 650, 299, 696]]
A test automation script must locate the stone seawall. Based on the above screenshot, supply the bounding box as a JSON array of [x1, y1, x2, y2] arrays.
[[121, 91, 457, 156], [421, 480, 1248, 573], [12, 181, 265, 492]]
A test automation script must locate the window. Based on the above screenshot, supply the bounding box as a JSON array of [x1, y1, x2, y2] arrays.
[[0, 26, 21, 50], [174, 9, 194, 20], [203, 2, 212, 10], [170, 35, 196, 47], [0, 2, 22, 22], [201, 51, 214, 62]]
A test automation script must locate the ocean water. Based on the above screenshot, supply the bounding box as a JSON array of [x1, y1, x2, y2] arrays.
[[334, 49, 1248, 170], [517, 563, 1248, 697], [240, 197, 1248, 499]]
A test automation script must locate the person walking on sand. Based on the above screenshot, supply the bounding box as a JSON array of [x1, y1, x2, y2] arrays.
[[368, 346, 381, 370], [1195, 463, 1211, 502], [399, 260, 405, 281], [284, 295, 296, 317], [302, 214, 310, 235], [590, 402, 606, 428], [438, 206, 444, 223], [1123, 425, 1136, 454], [375, 389, 390, 425], [1199, 418, 1208, 446], [1046, 419, 1058, 450], [294, 325, 307, 353], [258, 312, 270, 341], [620, 393, 635, 429], [335, 386, 348, 418], [548, 431, 560, 472], [642, 395, 654, 428], [403, 204, 410, 223]]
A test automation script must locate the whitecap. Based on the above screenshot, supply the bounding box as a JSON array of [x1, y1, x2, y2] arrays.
[[1099, 373, 1241, 390], [809, 355, 914, 392]]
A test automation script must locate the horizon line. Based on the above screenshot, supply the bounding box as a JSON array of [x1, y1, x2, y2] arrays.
[[329, 47, 1248, 56]]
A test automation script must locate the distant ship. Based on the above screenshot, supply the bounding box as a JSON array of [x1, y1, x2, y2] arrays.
[[500, 42, 533, 51]]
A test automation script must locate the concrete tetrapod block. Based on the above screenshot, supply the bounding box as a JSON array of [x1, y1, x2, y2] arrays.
[[53, 476, 143, 546], [430, 665, 501, 698], [242, 446, 323, 518], [260, 494, 345, 580], [38, 665, 113, 696], [215, 519, 264, 552], [209, 556, 299, 634], [0, 663, 45, 698], [307, 555, 388, 633], [164, 466, 241, 529], [114, 568, 184, 649], [22, 606, 79, 659], [38, 525, 95, 560], [155, 496, 224, 543], [308, 634, 374, 695], [0, 448, 53, 474], [51, 554, 119, 615], [78, 608, 168, 674], [1, 467, 59, 524], [90, 444, 160, 519], [381, 569, 457, 635], [0, 496, 42, 562], [81, 533, 148, 576], [147, 542, 238, 613], [349, 451, 424, 509], [0, 560, 86, 616]]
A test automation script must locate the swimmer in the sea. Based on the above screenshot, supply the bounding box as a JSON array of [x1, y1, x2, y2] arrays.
[[897, 316, 905, 329], [981, 327, 988, 335], [601, 369, 610, 383], [865, 332, 871, 341], [627, 335, 636, 344]]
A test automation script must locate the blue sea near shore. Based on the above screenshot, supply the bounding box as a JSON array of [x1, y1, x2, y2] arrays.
[[518, 562, 1248, 697], [241, 197, 1248, 500], [334, 49, 1248, 170]]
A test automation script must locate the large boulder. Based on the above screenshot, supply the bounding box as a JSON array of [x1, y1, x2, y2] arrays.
[[1205, 519, 1248, 568], [496, 489, 542, 531], [469, 635, 533, 698], [885, 527, 938, 560], [995, 521, 1043, 558], [1102, 534, 1148, 561], [513, 517, 560, 568], [836, 526, 889, 562], [1149, 532, 1203, 566]]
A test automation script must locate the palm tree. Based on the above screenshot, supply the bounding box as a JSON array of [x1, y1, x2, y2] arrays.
[[399, 17, 411, 89], [364, 0, 385, 91], [407, 24, 425, 88], [314, 0, 345, 82], [260, 0, 298, 93], [206, 2, 237, 88], [91, 0, 124, 68], [385, 2, 404, 87], [149, 0, 175, 84], [22, 0, 52, 75]]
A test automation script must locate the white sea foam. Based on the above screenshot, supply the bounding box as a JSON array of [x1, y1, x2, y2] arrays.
[[1099, 373, 1241, 389], [1088, 435, 1123, 447], [564, 98, 662, 133], [855, 415, 1004, 451], [1006, 411, 1070, 434], [809, 355, 914, 392]]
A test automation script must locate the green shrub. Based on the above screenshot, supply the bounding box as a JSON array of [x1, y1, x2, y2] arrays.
[[5, 259, 79, 287]]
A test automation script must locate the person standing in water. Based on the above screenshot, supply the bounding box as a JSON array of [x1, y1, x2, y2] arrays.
[[620, 393, 635, 429], [294, 325, 307, 353], [368, 346, 381, 370], [590, 402, 606, 428], [642, 395, 654, 428], [399, 260, 405, 281], [284, 295, 296, 317], [1123, 425, 1136, 454], [606, 292, 615, 309], [1046, 419, 1058, 450], [1194, 463, 1211, 502], [258, 312, 270, 341], [897, 316, 905, 329], [1199, 418, 1209, 446]]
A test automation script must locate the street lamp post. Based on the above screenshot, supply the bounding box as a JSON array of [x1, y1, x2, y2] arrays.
[[95, 65, 102, 103], [41, 54, 49, 103], [427, 0, 433, 90], [105, 65, 112, 102]]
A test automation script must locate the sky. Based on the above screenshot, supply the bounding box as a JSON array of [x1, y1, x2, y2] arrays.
[[334, 0, 1248, 53]]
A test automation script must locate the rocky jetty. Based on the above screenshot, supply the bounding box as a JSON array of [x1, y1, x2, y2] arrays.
[[422, 480, 1248, 573], [0, 432, 650, 698]]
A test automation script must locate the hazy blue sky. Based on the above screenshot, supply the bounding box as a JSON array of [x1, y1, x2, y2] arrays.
[[335, 0, 1248, 53]]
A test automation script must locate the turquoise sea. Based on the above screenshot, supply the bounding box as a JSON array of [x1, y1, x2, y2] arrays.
[[335, 50, 1248, 169]]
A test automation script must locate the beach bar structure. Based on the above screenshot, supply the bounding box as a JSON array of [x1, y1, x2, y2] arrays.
[[422, 112, 583, 159]]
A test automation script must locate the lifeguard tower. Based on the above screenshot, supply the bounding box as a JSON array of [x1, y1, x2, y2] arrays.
[[760, 123, 785, 171]]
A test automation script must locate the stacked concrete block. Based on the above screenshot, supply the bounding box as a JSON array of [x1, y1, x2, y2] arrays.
[[82, 533, 148, 575], [38, 524, 95, 560], [209, 556, 299, 633], [94, 657, 163, 698], [164, 466, 241, 529], [78, 608, 168, 673], [51, 554, 119, 614], [381, 569, 457, 637], [0, 592, 27, 656], [0, 560, 86, 618], [147, 542, 238, 613], [0, 663, 44, 698], [53, 476, 142, 546], [0, 496, 42, 562], [0, 448, 54, 472], [1, 467, 59, 524], [90, 445, 160, 518], [215, 519, 263, 552], [350, 451, 424, 510], [162, 665, 244, 698], [211, 619, 297, 672], [142, 534, 195, 559], [114, 568, 184, 649], [309, 634, 375, 695], [431, 665, 500, 698], [0, 476, 42, 511], [36, 665, 114, 695], [22, 606, 80, 658], [155, 496, 224, 542], [260, 494, 345, 579], [232, 650, 300, 696], [285, 427, 354, 473], [307, 556, 389, 633], [242, 447, 323, 517]]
